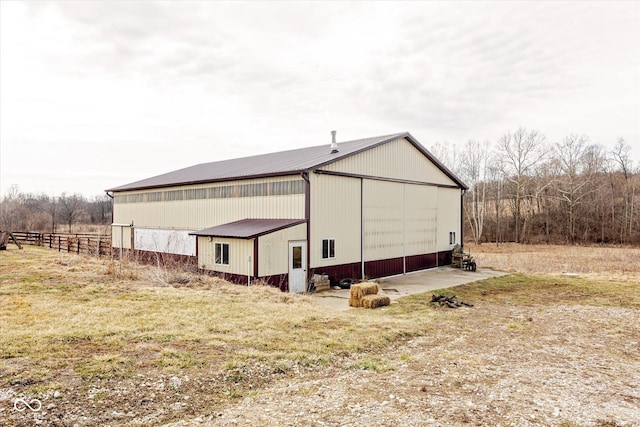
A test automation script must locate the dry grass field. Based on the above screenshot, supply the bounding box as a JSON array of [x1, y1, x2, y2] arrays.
[[1, 245, 639, 426], [467, 243, 640, 282]]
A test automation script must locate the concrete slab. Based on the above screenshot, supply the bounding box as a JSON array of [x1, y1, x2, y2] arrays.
[[311, 267, 508, 311]]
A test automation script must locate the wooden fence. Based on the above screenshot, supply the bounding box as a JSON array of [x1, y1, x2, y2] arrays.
[[9, 231, 112, 257]]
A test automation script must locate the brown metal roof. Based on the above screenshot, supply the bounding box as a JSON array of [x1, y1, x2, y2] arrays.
[[190, 218, 306, 239], [106, 132, 467, 192]]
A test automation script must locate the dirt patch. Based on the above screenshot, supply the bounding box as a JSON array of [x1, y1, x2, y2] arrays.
[[175, 303, 638, 427]]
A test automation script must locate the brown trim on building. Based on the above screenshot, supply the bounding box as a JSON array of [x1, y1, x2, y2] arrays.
[[314, 169, 461, 189], [302, 171, 311, 287], [437, 250, 453, 266], [107, 171, 308, 193], [199, 269, 289, 292], [192, 218, 306, 239], [309, 262, 362, 285], [364, 257, 405, 279], [405, 253, 438, 272], [460, 190, 465, 248], [309, 250, 451, 285], [253, 239, 259, 279]]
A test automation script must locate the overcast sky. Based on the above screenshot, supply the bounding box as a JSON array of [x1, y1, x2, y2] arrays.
[[1, 1, 639, 197]]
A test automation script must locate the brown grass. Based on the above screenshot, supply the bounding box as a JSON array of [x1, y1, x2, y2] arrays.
[[1, 244, 638, 426], [467, 243, 640, 282]]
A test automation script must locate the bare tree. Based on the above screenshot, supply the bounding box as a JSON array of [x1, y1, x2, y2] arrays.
[[58, 193, 86, 233], [429, 141, 460, 176], [460, 140, 489, 244], [552, 135, 595, 242], [498, 128, 547, 243], [0, 185, 24, 231], [486, 155, 506, 246], [611, 138, 636, 242]]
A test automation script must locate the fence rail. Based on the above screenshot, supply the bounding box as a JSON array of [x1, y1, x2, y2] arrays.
[[8, 231, 112, 257]]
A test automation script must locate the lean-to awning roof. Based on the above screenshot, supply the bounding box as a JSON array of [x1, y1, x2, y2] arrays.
[[190, 218, 306, 239]]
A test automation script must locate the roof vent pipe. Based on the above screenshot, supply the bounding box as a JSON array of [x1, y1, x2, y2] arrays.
[[330, 130, 338, 153]]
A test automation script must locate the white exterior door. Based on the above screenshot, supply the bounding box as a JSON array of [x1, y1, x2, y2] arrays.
[[288, 241, 307, 293]]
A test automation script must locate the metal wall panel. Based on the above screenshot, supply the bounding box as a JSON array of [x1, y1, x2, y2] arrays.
[[111, 225, 132, 250], [112, 175, 305, 232], [323, 138, 455, 186], [197, 236, 253, 278], [405, 184, 437, 256], [134, 228, 196, 256], [309, 173, 361, 268], [437, 187, 462, 252], [364, 257, 404, 279], [258, 223, 307, 277], [363, 179, 404, 261], [406, 253, 438, 272]]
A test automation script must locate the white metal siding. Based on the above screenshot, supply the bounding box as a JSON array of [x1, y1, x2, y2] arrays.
[[405, 185, 438, 256], [197, 237, 253, 277], [437, 187, 461, 251], [258, 223, 307, 277], [363, 180, 404, 262], [112, 175, 305, 234], [134, 228, 196, 256], [111, 225, 133, 250], [323, 138, 455, 186], [309, 173, 361, 268]]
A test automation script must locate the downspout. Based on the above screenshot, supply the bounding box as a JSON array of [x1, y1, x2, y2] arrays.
[[106, 191, 114, 241], [403, 183, 406, 274], [360, 177, 365, 280], [106, 191, 114, 258], [302, 171, 311, 289], [253, 239, 259, 284], [460, 189, 465, 249]]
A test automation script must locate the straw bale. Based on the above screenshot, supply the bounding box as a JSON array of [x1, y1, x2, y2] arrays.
[[361, 294, 391, 309], [349, 296, 363, 308], [350, 282, 379, 300]]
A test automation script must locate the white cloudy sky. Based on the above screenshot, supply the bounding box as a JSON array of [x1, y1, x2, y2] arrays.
[[1, 1, 639, 197]]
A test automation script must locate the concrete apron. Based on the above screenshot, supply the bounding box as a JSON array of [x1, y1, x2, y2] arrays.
[[311, 267, 508, 311]]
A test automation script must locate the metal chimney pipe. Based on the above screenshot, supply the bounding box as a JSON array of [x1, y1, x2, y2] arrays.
[[331, 130, 338, 153]]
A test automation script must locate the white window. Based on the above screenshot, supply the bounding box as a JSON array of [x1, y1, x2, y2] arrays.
[[322, 238, 335, 259], [215, 242, 230, 265], [449, 232, 456, 245]]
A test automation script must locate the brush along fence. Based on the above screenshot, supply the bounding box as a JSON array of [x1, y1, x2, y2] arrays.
[[8, 231, 111, 257], [349, 282, 390, 309]]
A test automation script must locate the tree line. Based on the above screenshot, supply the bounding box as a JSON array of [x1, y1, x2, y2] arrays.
[[0, 185, 112, 233], [2, 128, 638, 245], [432, 128, 639, 245]]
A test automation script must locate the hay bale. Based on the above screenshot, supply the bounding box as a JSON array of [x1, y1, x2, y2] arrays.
[[361, 294, 391, 309], [350, 282, 379, 300], [349, 282, 380, 307], [349, 296, 362, 308]]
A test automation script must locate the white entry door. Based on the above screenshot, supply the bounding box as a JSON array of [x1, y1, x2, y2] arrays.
[[288, 241, 307, 293]]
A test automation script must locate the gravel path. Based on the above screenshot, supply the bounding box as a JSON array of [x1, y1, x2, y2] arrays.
[[165, 303, 640, 427]]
